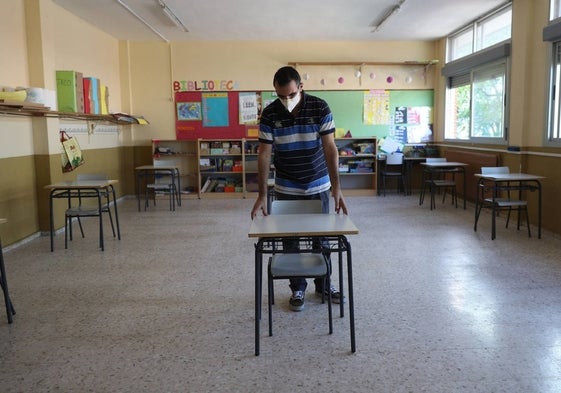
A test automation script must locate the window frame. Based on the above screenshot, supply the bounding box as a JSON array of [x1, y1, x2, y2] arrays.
[[442, 43, 511, 144], [447, 2, 512, 63], [545, 40, 561, 146], [542, 3, 561, 146], [551, 0, 561, 20]]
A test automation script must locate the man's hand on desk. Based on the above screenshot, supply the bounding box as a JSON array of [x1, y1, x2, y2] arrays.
[[332, 188, 348, 215], [250, 196, 268, 219]]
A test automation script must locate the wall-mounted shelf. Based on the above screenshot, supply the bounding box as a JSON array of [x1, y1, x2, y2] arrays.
[[0, 101, 148, 125], [288, 60, 438, 67]]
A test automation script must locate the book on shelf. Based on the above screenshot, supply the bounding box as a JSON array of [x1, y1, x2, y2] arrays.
[[201, 177, 212, 193]]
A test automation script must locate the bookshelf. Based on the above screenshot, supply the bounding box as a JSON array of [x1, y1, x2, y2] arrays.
[[151, 137, 377, 199], [335, 137, 377, 195], [151, 139, 198, 198], [197, 138, 245, 198]]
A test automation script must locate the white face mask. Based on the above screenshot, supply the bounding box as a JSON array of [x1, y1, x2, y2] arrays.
[[280, 92, 301, 112]]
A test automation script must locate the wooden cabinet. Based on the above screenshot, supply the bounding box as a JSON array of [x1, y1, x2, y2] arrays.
[[151, 139, 198, 198], [335, 137, 377, 195], [197, 138, 245, 198]]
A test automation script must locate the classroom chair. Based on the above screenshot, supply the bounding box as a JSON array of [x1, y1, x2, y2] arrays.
[[267, 200, 333, 337]]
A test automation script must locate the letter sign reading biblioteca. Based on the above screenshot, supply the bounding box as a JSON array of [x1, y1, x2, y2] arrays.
[[173, 80, 240, 92]]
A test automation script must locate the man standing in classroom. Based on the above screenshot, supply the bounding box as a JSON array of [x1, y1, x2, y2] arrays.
[[250, 66, 348, 311]]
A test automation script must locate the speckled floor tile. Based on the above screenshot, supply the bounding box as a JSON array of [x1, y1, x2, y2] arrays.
[[2, 196, 561, 392]]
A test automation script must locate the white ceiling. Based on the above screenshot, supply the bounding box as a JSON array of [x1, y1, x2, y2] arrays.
[[51, 0, 507, 42]]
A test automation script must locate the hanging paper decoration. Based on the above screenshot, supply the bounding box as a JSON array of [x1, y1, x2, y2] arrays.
[[338, 77, 345, 84], [386, 76, 393, 83]]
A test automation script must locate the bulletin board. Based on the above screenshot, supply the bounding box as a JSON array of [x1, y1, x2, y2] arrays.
[[175, 91, 259, 140], [175, 89, 433, 142]]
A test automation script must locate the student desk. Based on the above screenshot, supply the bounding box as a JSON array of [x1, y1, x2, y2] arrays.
[[420, 161, 468, 210], [0, 218, 16, 323], [404, 156, 426, 195], [377, 155, 426, 195], [474, 173, 544, 239], [248, 213, 359, 356], [45, 180, 120, 252], [135, 165, 181, 212]]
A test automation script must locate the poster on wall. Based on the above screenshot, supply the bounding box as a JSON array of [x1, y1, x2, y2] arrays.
[[202, 93, 229, 127], [363, 90, 390, 125], [239, 92, 260, 125], [392, 106, 433, 143], [176, 102, 201, 121]]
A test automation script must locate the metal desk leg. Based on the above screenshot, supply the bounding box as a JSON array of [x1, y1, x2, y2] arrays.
[[176, 168, 182, 207], [0, 238, 16, 323], [255, 240, 263, 356], [96, 190, 104, 251], [343, 236, 356, 353], [136, 171, 142, 212], [110, 186, 121, 240], [538, 181, 542, 239], [462, 168, 467, 209], [338, 242, 344, 318], [49, 190, 55, 252], [491, 198, 497, 240]]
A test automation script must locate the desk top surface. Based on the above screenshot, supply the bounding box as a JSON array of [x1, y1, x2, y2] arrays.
[[421, 161, 468, 167], [474, 173, 545, 181], [44, 179, 118, 189], [135, 165, 178, 171], [0, 218, 6, 225], [248, 213, 359, 238]]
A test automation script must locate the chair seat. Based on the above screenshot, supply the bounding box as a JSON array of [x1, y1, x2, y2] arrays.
[[484, 198, 527, 207], [270, 253, 328, 278], [430, 179, 456, 186], [146, 183, 174, 190], [65, 206, 100, 216]]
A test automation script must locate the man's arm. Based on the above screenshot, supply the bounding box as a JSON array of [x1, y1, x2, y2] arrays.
[[321, 133, 348, 214], [250, 142, 272, 218]]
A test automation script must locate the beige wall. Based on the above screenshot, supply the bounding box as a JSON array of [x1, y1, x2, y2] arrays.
[[127, 40, 437, 145], [0, 0, 128, 244]]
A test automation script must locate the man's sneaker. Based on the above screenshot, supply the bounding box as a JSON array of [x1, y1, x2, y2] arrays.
[[316, 286, 344, 304], [289, 290, 305, 311]]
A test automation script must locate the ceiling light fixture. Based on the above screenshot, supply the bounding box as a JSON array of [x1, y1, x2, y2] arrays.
[[371, 0, 405, 33], [116, 0, 168, 42], [158, 0, 189, 32]]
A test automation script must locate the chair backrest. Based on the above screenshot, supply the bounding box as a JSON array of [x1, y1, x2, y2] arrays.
[[386, 152, 404, 165], [154, 160, 172, 168], [77, 173, 109, 181], [481, 166, 509, 175], [426, 157, 447, 163], [270, 200, 323, 215]]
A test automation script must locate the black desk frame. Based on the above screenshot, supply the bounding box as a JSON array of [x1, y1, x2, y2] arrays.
[[49, 184, 120, 252], [474, 177, 542, 240], [136, 167, 181, 212], [253, 235, 355, 356], [419, 164, 467, 210]]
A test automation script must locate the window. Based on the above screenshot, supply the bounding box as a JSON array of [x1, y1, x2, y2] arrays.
[[444, 3, 511, 142], [551, 0, 561, 20], [547, 42, 561, 143], [445, 62, 507, 141], [447, 3, 511, 62]]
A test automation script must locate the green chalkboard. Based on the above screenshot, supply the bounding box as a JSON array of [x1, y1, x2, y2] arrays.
[[262, 90, 434, 142]]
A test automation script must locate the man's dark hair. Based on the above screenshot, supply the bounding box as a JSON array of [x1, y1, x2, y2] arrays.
[[273, 66, 301, 87]]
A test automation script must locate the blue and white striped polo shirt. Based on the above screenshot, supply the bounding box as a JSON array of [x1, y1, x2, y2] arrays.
[[259, 92, 335, 196]]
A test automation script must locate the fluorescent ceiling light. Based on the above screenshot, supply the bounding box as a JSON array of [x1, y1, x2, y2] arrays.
[[159, 0, 189, 32], [371, 0, 405, 33], [116, 0, 168, 42]]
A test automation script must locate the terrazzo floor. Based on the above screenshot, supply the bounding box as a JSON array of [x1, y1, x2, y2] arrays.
[[1, 194, 561, 392]]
